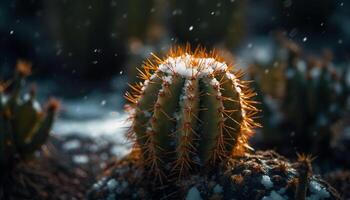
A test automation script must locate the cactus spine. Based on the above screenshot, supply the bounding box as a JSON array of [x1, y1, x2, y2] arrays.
[[125, 46, 259, 180], [0, 61, 59, 168], [295, 154, 314, 200]]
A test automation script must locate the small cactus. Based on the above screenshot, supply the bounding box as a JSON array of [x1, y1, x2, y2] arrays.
[[0, 60, 59, 168], [125, 46, 260, 180], [295, 153, 314, 200]]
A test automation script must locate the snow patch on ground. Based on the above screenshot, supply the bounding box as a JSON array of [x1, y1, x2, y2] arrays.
[[72, 155, 89, 164], [306, 180, 330, 200], [213, 184, 223, 194], [261, 191, 288, 200], [53, 93, 132, 158], [62, 139, 81, 150], [261, 175, 274, 189], [186, 187, 202, 200]]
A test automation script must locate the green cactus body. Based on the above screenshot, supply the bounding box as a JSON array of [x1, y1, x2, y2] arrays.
[[0, 62, 58, 167], [126, 47, 259, 180]]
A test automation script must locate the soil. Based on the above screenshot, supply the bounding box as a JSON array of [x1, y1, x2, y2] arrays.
[[0, 135, 118, 200], [0, 136, 345, 200], [88, 150, 342, 200]]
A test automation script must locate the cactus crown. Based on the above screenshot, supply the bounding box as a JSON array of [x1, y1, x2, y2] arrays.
[[0, 61, 58, 168], [125, 46, 260, 180]]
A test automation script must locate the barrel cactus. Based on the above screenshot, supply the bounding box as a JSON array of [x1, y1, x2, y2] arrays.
[[89, 47, 341, 199], [0, 61, 59, 169], [124, 46, 260, 180]]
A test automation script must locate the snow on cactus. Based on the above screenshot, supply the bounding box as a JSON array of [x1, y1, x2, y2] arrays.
[[124, 45, 260, 181]]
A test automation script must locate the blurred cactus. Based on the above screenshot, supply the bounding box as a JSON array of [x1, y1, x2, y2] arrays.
[[330, 115, 350, 167], [0, 61, 59, 168], [125, 46, 260, 180], [326, 170, 350, 199], [249, 34, 349, 154], [282, 43, 348, 153]]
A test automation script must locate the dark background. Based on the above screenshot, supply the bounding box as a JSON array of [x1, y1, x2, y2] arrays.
[[0, 0, 348, 84]]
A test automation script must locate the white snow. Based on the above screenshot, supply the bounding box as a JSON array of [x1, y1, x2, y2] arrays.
[[225, 72, 241, 93], [107, 179, 118, 191], [310, 68, 321, 79], [261, 175, 274, 189], [62, 139, 81, 150], [210, 78, 220, 87], [23, 94, 42, 111], [225, 72, 247, 120], [92, 177, 107, 190], [213, 184, 223, 194], [296, 60, 307, 74], [158, 54, 228, 78], [163, 75, 173, 84], [261, 191, 288, 200], [53, 97, 132, 158], [72, 155, 89, 164], [306, 181, 330, 200], [186, 187, 203, 200]]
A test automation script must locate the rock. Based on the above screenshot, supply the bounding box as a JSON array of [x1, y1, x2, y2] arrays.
[[88, 151, 341, 200]]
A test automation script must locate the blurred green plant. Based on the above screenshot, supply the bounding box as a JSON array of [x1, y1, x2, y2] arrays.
[[249, 34, 349, 154], [0, 61, 59, 168]]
